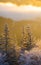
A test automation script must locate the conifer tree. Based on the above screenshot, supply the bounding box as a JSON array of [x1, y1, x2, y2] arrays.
[[4, 24, 9, 54], [21, 26, 27, 52], [26, 25, 35, 51], [21, 25, 36, 51], [0, 35, 3, 51], [0, 35, 2, 45]]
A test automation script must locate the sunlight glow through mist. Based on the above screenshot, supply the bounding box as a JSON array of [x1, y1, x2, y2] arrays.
[[0, 2, 41, 20], [5, 2, 14, 7], [0, 2, 41, 12]]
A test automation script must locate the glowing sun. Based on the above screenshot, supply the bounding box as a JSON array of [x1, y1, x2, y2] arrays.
[[5, 2, 14, 7]]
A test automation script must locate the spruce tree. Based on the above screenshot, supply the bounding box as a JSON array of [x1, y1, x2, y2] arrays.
[[26, 26, 35, 51], [4, 24, 9, 54], [21, 26, 27, 53], [21, 25, 36, 51], [0, 35, 3, 51]]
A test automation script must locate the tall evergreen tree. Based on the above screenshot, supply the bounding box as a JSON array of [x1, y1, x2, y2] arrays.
[[0, 35, 5, 52], [4, 24, 9, 54], [0, 35, 2, 45], [20, 26, 27, 52], [0, 35, 3, 51], [26, 26, 35, 51], [21, 25, 36, 51]]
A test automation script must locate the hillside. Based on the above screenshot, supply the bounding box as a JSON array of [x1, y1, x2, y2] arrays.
[[0, 17, 41, 44], [0, 17, 41, 65], [0, 17, 15, 36], [15, 20, 41, 41], [0, 17, 16, 48]]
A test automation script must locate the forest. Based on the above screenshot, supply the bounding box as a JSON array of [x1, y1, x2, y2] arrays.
[[0, 0, 41, 64], [0, 17, 41, 65]]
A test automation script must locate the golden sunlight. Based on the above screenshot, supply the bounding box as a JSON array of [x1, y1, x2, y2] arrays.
[[0, 2, 41, 12], [5, 2, 14, 7], [0, 2, 14, 7]]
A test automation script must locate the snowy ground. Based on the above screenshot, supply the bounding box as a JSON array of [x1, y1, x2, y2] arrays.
[[0, 53, 9, 65], [18, 46, 41, 65], [0, 48, 41, 65], [0, 39, 41, 65]]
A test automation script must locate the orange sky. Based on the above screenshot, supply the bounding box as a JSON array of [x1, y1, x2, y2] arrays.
[[0, 2, 41, 12], [0, 0, 41, 6]]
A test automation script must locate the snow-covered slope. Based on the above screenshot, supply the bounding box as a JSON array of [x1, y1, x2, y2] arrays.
[[18, 47, 41, 65], [0, 53, 9, 65]]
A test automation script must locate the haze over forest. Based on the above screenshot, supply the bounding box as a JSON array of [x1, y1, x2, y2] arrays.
[[0, 1, 41, 65], [0, 2, 41, 21]]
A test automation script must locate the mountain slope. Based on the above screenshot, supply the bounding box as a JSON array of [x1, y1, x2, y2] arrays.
[[15, 20, 41, 42], [0, 17, 15, 35], [0, 17, 41, 44]]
